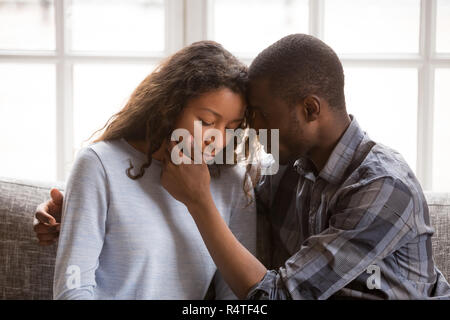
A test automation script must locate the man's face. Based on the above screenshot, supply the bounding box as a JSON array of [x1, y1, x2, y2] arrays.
[[248, 78, 316, 164]]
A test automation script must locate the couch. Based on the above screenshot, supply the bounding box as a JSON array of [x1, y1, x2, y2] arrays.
[[1, 176, 449, 299]]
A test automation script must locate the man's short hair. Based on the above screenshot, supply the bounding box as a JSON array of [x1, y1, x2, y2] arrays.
[[249, 34, 346, 110]]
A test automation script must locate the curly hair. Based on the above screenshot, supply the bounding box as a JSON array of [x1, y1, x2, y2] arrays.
[[89, 40, 257, 202]]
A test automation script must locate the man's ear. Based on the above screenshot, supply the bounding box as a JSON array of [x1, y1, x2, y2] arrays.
[[302, 95, 321, 122]]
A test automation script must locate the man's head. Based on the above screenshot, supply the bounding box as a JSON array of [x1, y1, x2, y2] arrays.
[[248, 34, 348, 164]]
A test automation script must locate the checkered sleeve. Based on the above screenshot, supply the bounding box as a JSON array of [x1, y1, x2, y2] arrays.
[[247, 177, 416, 300]]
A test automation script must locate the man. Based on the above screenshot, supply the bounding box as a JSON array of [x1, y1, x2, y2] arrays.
[[35, 34, 450, 299]]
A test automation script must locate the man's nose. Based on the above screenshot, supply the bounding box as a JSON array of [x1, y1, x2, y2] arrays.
[[251, 113, 266, 133]]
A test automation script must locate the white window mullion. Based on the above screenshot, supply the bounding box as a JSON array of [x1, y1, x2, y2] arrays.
[[417, 0, 437, 190], [166, 0, 185, 54], [55, 0, 74, 181], [185, 0, 208, 46], [55, 0, 64, 181], [309, 0, 324, 39]]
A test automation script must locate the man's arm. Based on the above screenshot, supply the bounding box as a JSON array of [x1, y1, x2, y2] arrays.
[[161, 152, 267, 299], [247, 177, 416, 299], [186, 197, 267, 299], [214, 171, 258, 300], [161, 151, 415, 299]]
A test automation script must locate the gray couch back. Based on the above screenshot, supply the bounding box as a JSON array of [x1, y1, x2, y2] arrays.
[[1, 177, 449, 299]]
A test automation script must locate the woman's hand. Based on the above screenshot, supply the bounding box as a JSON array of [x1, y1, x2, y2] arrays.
[[161, 137, 267, 299], [160, 139, 214, 213]]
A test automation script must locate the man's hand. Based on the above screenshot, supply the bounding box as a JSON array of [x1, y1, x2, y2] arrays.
[[160, 139, 213, 212], [33, 188, 64, 246], [161, 139, 267, 299]]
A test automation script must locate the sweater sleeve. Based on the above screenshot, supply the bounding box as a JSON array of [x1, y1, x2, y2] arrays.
[[53, 147, 109, 300]]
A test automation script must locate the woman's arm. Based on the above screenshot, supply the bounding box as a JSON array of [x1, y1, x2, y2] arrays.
[[53, 147, 108, 300]]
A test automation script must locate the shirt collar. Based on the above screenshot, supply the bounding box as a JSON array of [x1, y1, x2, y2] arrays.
[[294, 115, 366, 184]]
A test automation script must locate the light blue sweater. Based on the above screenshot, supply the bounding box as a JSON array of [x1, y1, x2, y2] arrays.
[[53, 138, 257, 299]]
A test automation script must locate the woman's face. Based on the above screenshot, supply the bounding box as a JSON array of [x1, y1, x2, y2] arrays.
[[174, 87, 246, 161]]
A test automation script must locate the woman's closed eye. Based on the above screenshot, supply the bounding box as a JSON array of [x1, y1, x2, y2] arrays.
[[200, 119, 214, 127], [226, 122, 243, 130]]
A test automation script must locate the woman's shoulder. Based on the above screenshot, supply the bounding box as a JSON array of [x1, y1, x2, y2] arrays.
[[87, 138, 125, 159], [68, 139, 140, 189], [82, 138, 146, 166], [69, 139, 130, 178]]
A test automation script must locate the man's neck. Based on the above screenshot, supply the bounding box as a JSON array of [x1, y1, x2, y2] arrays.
[[308, 113, 352, 173]]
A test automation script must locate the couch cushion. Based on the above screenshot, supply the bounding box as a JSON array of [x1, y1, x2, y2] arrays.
[[0, 177, 449, 299], [425, 192, 450, 283], [0, 177, 64, 300]]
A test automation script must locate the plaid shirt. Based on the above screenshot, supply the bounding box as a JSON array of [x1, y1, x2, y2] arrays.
[[249, 116, 450, 300]]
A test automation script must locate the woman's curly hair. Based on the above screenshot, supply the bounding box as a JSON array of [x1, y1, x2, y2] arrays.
[[90, 40, 259, 203]]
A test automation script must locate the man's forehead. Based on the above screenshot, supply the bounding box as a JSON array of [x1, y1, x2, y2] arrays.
[[248, 78, 272, 104]]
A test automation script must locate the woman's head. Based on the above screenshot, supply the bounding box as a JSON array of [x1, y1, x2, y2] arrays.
[[93, 40, 249, 177], [174, 87, 246, 161]]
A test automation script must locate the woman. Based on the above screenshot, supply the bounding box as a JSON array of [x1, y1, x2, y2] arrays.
[[52, 41, 258, 299]]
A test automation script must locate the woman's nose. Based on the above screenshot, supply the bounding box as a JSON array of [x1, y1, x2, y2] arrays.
[[204, 131, 226, 150]]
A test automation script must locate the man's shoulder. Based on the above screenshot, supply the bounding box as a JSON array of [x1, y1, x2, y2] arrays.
[[345, 141, 426, 208], [337, 141, 422, 201], [364, 143, 416, 180]]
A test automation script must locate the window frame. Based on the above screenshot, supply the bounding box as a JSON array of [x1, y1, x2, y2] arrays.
[[0, 0, 184, 181], [191, 0, 450, 191], [1, 0, 449, 190]]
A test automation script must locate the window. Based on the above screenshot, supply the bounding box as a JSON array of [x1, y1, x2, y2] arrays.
[[211, 0, 309, 57], [0, 0, 56, 50], [344, 68, 418, 170], [1, 0, 449, 192], [436, 0, 450, 53], [323, 0, 421, 54], [433, 69, 450, 192], [0, 63, 56, 181], [205, 0, 450, 191], [0, 0, 182, 181]]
